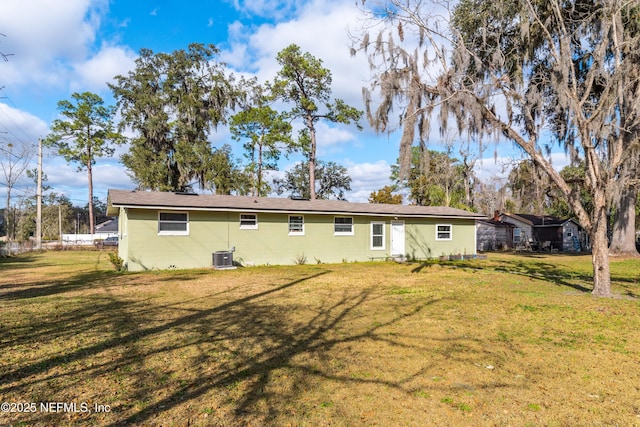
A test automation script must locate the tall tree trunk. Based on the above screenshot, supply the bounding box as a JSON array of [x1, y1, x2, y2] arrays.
[[610, 185, 638, 256], [250, 143, 257, 197], [5, 189, 11, 255], [591, 199, 612, 296], [257, 141, 263, 197], [308, 118, 317, 200], [591, 216, 612, 296], [87, 159, 95, 235]]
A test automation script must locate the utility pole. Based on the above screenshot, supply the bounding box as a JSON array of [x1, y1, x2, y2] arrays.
[[36, 138, 42, 250], [58, 204, 62, 248]]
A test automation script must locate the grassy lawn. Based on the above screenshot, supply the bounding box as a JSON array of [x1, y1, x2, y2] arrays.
[[1, 251, 639, 426]]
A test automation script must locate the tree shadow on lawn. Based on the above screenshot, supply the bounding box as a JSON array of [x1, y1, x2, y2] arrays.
[[0, 267, 491, 426], [0, 269, 122, 300], [410, 256, 593, 293], [0, 253, 53, 271]]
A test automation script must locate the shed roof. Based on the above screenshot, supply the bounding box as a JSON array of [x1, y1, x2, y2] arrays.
[[107, 189, 485, 219], [477, 218, 516, 228], [502, 213, 577, 227]]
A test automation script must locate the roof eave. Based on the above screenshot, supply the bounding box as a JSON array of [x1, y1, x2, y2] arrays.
[[108, 202, 484, 220]]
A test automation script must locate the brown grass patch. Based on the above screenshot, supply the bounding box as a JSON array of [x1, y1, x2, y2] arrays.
[[0, 251, 639, 426]]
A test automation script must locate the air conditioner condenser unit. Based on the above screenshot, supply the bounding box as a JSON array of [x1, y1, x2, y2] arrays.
[[213, 251, 236, 270]]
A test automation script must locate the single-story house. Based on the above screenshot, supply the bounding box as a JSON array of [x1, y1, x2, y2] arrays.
[[498, 213, 584, 252], [107, 189, 485, 271], [61, 219, 119, 246]]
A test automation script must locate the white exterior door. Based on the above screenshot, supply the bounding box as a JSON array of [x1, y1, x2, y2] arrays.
[[391, 221, 405, 256]]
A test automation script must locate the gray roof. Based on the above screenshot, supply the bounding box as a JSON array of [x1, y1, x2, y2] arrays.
[[95, 218, 118, 233], [107, 189, 485, 219], [477, 218, 515, 227], [501, 213, 579, 227]]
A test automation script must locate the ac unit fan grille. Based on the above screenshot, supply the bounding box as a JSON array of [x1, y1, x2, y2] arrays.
[[213, 251, 233, 268]]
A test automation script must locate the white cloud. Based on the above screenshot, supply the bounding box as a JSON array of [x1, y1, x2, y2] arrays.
[[315, 122, 358, 153], [346, 160, 392, 202], [0, 0, 136, 107], [0, 103, 49, 143], [223, 0, 370, 110], [43, 157, 87, 196], [474, 152, 572, 184], [474, 156, 513, 183], [41, 157, 133, 205], [0, 0, 107, 86], [92, 161, 136, 190], [220, 1, 371, 158], [73, 45, 137, 92]]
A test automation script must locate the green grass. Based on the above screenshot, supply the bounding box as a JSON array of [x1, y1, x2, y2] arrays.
[[0, 251, 639, 426]]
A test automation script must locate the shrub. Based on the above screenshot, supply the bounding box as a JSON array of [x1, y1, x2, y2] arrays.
[[108, 252, 125, 272], [293, 253, 307, 265]]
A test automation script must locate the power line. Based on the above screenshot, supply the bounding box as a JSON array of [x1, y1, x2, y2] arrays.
[[0, 33, 14, 62], [0, 144, 22, 159], [0, 88, 40, 145]]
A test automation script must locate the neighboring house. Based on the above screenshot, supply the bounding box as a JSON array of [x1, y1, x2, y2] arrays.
[[107, 189, 485, 271], [476, 212, 516, 252], [499, 213, 584, 252], [61, 219, 119, 246], [95, 219, 118, 236]]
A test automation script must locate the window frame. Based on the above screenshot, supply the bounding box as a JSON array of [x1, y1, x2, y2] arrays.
[[239, 213, 258, 230], [435, 223, 453, 241], [334, 216, 354, 236], [514, 227, 522, 242], [288, 215, 305, 236], [370, 221, 385, 250], [158, 211, 189, 236]]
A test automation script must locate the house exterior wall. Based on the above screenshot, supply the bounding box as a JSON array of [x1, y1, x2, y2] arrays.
[[561, 222, 581, 252], [476, 222, 514, 251], [117, 207, 129, 262], [476, 222, 497, 251], [500, 216, 534, 244], [405, 218, 476, 260], [119, 207, 478, 271]]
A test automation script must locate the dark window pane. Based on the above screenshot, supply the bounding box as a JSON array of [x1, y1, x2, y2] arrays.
[[160, 212, 187, 222], [159, 222, 187, 232]]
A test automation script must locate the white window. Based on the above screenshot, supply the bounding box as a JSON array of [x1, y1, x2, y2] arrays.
[[436, 224, 452, 240], [240, 214, 258, 229], [334, 217, 354, 235], [158, 212, 189, 235], [371, 222, 385, 250], [289, 215, 304, 235]]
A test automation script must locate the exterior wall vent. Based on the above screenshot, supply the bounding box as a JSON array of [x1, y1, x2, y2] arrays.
[[213, 251, 236, 269]]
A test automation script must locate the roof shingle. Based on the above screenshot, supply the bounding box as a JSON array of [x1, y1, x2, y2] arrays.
[[107, 189, 485, 219]]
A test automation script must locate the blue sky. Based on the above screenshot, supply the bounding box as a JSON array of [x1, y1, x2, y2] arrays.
[[0, 0, 540, 209]]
